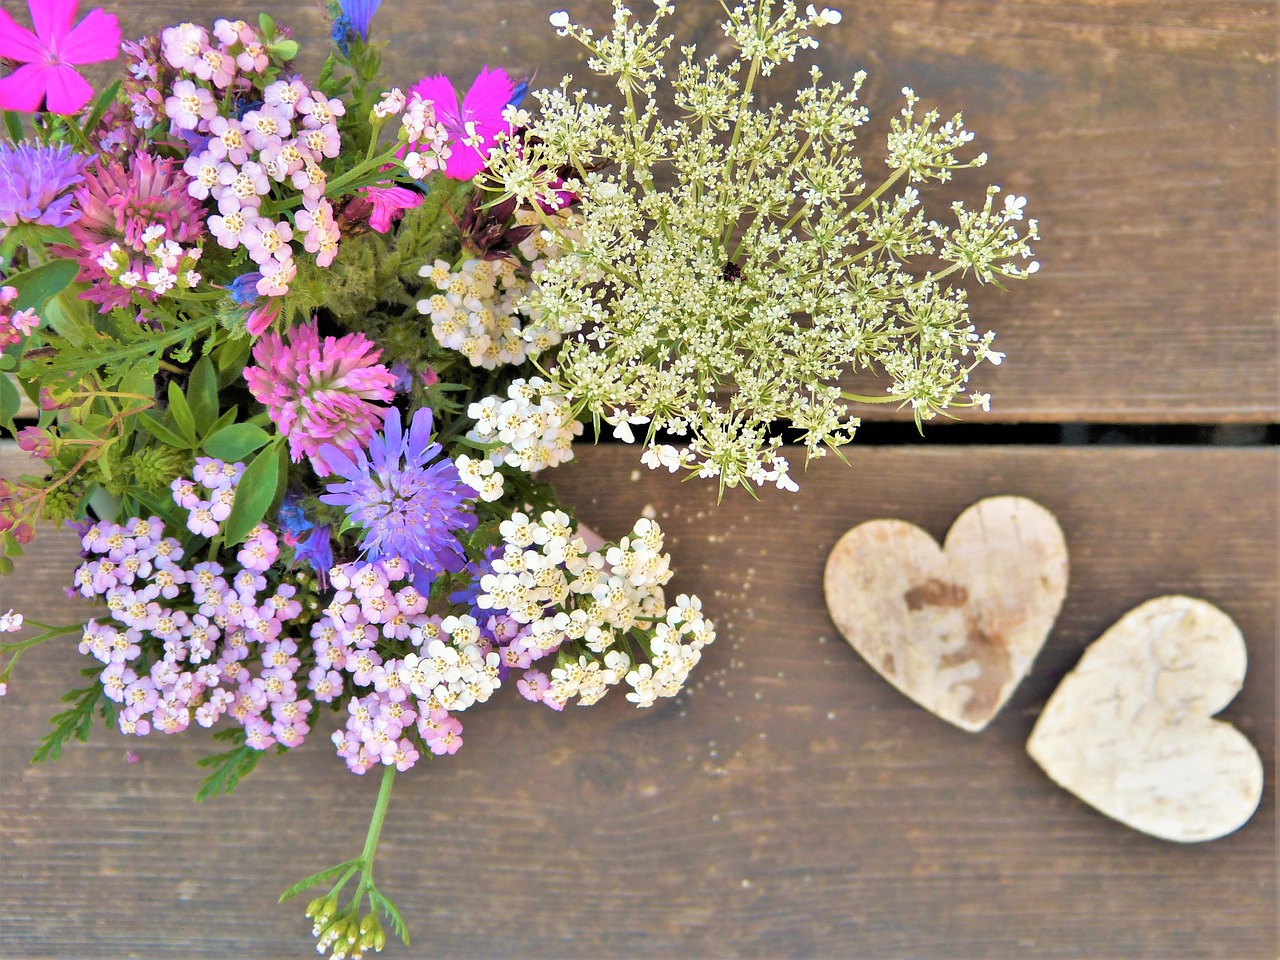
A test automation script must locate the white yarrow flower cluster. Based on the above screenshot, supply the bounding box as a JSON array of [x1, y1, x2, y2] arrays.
[[467, 376, 583, 473], [477, 513, 714, 707], [414, 210, 578, 370], [453, 454, 504, 502]]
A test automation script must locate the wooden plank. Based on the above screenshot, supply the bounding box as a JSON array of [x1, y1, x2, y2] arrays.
[[0, 444, 1273, 958], [60, 0, 1275, 424]]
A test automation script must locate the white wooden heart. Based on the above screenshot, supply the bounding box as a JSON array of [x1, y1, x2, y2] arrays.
[[824, 496, 1068, 732], [1027, 596, 1264, 843]]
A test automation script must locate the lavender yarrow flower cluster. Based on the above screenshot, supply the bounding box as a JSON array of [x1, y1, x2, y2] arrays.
[[313, 558, 514, 773], [321, 406, 478, 587], [0, 143, 87, 238], [158, 19, 345, 298], [72, 462, 309, 749]]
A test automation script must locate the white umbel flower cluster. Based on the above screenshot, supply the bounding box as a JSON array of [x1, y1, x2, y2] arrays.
[[466, 376, 583, 473], [477, 512, 715, 707], [488, 0, 1039, 493]]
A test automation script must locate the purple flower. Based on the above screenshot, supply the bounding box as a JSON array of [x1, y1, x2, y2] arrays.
[[409, 67, 516, 180], [320, 406, 477, 588], [293, 524, 334, 589], [0, 143, 87, 237], [227, 272, 264, 305]]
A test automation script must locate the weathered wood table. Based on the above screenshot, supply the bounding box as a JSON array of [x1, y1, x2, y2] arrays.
[[1, 2, 1275, 957]]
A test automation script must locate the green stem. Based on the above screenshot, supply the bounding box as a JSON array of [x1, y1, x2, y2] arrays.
[[360, 763, 397, 875]]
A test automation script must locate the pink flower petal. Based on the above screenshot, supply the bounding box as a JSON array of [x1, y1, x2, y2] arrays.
[[0, 62, 51, 112], [58, 8, 121, 65], [30, 0, 77, 49], [0, 8, 45, 62], [41, 62, 93, 114], [441, 145, 488, 182], [461, 66, 515, 123], [409, 74, 460, 127]]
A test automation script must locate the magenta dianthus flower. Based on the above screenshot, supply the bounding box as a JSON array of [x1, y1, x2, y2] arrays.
[[0, 0, 121, 115], [409, 67, 515, 180], [244, 319, 396, 474]]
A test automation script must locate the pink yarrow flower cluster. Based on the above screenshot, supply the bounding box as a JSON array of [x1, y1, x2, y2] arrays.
[[71, 468, 308, 747], [244, 319, 396, 474], [316, 560, 507, 773], [0, 286, 38, 350], [158, 20, 345, 297]]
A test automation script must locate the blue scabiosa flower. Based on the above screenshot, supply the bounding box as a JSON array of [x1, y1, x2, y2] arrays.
[[0, 143, 87, 238], [319, 406, 476, 587]]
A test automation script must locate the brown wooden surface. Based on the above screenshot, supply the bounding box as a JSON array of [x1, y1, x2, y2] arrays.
[[80, 0, 1280, 423], [1, 444, 1274, 958]]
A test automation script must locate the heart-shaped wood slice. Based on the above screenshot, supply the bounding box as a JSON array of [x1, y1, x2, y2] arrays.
[[824, 496, 1068, 731], [1027, 596, 1264, 842]]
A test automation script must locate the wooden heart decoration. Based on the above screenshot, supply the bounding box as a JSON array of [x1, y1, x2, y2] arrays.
[[1027, 596, 1264, 843], [824, 496, 1068, 732]]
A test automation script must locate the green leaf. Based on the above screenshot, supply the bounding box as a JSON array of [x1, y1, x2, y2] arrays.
[[215, 335, 252, 378], [3, 110, 22, 142], [8, 259, 80, 313], [118, 361, 157, 410], [271, 39, 299, 60], [207, 406, 239, 436], [0, 374, 19, 434], [31, 681, 102, 764], [258, 13, 276, 36], [204, 422, 271, 461], [222, 440, 282, 545], [136, 409, 191, 449], [187, 356, 219, 435], [195, 731, 264, 802], [370, 889, 411, 945], [83, 80, 122, 135], [278, 859, 360, 903], [166, 381, 198, 446]]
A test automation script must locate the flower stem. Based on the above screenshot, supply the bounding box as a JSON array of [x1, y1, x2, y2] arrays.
[[361, 763, 397, 868]]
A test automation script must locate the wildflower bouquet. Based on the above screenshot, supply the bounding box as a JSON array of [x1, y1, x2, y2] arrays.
[[0, 0, 1037, 954]]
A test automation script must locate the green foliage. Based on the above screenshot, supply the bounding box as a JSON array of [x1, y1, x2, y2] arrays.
[[203, 422, 271, 461], [222, 438, 285, 545], [30, 669, 114, 764], [194, 728, 264, 802]]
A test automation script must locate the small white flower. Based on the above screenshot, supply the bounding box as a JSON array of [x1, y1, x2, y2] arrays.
[[0, 609, 23, 633]]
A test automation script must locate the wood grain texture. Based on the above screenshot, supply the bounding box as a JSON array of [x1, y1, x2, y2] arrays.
[[67, 0, 1278, 423], [1, 444, 1274, 959]]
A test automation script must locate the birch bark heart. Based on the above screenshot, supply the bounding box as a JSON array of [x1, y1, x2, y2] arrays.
[[824, 496, 1068, 732], [1027, 596, 1264, 843]]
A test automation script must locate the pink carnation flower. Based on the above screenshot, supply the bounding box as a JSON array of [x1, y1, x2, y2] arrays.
[[409, 66, 515, 180], [244, 319, 396, 475], [0, 0, 121, 115]]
